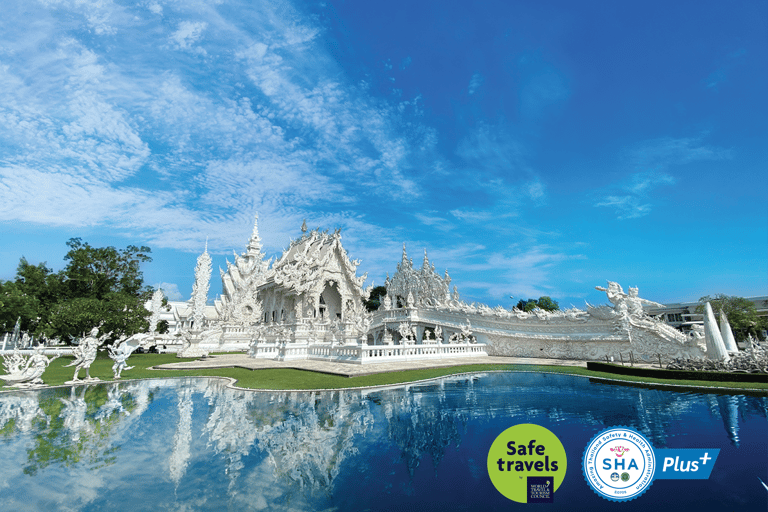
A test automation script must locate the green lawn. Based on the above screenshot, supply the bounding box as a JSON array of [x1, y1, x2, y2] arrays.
[[2, 353, 767, 392]]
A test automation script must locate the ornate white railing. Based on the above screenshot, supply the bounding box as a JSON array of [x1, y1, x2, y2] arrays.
[[249, 340, 487, 364], [359, 343, 486, 363]]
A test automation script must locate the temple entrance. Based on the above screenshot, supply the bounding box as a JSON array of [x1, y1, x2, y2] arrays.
[[319, 282, 342, 321]]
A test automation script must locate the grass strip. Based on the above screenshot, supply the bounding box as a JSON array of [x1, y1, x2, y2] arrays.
[[2, 354, 767, 392]]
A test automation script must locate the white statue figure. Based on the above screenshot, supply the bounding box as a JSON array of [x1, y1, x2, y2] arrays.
[[178, 329, 210, 358], [1, 345, 61, 388], [435, 326, 444, 343], [65, 327, 110, 382], [108, 337, 140, 379], [382, 326, 394, 345], [330, 319, 344, 345], [353, 309, 372, 343], [398, 322, 415, 344], [460, 320, 475, 343], [595, 281, 627, 310], [625, 287, 663, 317]]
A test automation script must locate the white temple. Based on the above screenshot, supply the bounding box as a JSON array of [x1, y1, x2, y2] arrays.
[[159, 215, 716, 364]]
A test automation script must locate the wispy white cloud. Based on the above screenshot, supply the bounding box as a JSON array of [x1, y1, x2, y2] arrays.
[[703, 48, 746, 91], [169, 21, 208, 51], [468, 72, 483, 95], [414, 213, 454, 231], [596, 136, 731, 219]]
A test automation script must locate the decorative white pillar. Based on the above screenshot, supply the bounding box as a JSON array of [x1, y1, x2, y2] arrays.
[[704, 302, 729, 362], [719, 310, 738, 352]]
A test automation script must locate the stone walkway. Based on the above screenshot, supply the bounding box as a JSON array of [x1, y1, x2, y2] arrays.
[[155, 354, 599, 378]]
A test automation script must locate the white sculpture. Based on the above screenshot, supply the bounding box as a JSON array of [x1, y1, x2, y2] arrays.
[[382, 326, 393, 345], [148, 289, 165, 334], [178, 328, 212, 358], [330, 319, 344, 345], [65, 327, 111, 382], [352, 307, 372, 343], [191, 240, 212, 330], [108, 337, 140, 379], [397, 322, 416, 345], [626, 286, 663, 316], [1, 345, 61, 388], [460, 320, 475, 343], [719, 310, 738, 352], [703, 302, 730, 362]]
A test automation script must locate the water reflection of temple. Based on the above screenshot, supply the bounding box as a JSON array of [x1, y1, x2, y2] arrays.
[[0, 374, 765, 509]]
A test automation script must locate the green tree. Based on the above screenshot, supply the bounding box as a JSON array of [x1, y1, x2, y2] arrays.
[[0, 280, 39, 332], [364, 286, 388, 312], [1, 239, 155, 342], [8, 258, 65, 332], [697, 294, 767, 341], [46, 239, 154, 341], [536, 296, 560, 312], [515, 299, 537, 312], [515, 296, 560, 312]]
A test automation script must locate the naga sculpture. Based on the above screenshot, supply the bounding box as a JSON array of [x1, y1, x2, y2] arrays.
[[1, 345, 61, 388]]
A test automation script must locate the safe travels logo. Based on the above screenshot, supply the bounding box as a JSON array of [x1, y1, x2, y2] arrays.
[[487, 424, 567, 504]]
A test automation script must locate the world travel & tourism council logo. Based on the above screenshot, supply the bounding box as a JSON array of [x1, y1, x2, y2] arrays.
[[582, 426, 720, 502]]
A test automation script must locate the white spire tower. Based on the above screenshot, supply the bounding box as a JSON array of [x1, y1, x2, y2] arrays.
[[191, 241, 212, 330], [246, 213, 263, 257]]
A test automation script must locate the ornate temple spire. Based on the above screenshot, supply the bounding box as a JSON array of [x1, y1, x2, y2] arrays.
[[422, 248, 429, 269], [246, 213, 263, 256], [400, 243, 411, 269], [191, 243, 212, 329], [301, 219, 307, 234]]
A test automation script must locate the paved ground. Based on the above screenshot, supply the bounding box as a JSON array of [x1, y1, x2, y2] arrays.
[[155, 354, 617, 378]]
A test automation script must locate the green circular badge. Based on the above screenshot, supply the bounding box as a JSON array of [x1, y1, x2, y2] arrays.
[[487, 424, 567, 503]]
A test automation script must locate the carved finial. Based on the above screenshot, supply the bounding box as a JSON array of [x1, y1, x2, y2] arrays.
[[422, 248, 429, 268], [301, 219, 307, 233], [204, 237, 209, 253], [247, 213, 263, 256]]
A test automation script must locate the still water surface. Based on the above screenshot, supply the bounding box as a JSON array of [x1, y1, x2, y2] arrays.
[[0, 372, 766, 511]]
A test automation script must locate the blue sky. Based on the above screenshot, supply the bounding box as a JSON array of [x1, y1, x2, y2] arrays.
[[0, 0, 765, 308]]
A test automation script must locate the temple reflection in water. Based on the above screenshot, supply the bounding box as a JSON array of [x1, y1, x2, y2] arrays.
[[0, 374, 765, 511]]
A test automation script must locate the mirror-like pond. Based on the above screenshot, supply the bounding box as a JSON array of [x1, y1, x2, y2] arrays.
[[0, 373, 766, 511]]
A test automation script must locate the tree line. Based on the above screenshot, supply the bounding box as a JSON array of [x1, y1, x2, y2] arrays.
[[0, 238, 161, 343]]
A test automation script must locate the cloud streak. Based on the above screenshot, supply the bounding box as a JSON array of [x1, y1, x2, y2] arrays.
[[596, 136, 731, 219]]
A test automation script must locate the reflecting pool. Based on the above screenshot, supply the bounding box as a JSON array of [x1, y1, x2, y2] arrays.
[[0, 373, 766, 511]]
